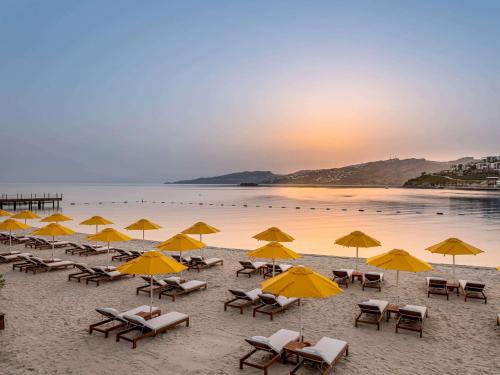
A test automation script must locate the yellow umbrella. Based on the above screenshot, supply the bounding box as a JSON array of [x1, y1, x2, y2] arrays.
[[11, 210, 40, 224], [496, 266, 500, 271], [253, 227, 294, 242], [156, 234, 205, 271], [0, 209, 13, 217], [117, 250, 186, 314], [88, 228, 132, 268], [425, 238, 483, 278], [248, 241, 301, 277], [32, 223, 75, 260], [41, 213, 72, 222], [181, 222, 220, 258], [262, 265, 343, 339], [0, 218, 30, 253], [367, 249, 432, 303], [335, 231, 381, 270], [125, 218, 162, 251], [80, 215, 114, 235]]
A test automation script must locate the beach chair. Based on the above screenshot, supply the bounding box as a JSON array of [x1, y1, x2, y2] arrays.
[[239, 328, 300, 374], [253, 293, 300, 320], [0, 250, 21, 256], [396, 305, 428, 338], [111, 249, 135, 261], [332, 269, 354, 288], [1, 252, 32, 264], [34, 238, 70, 249], [1, 235, 29, 245], [171, 254, 194, 267], [459, 280, 487, 303], [158, 278, 207, 301], [426, 277, 449, 299], [136, 276, 183, 296], [263, 263, 292, 278], [362, 272, 384, 291], [189, 256, 223, 272], [12, 254, 62, 271], [116, 311, 189, 349], [85, 267, 130, 286], [89, 305, 161, 338], [355, 299, 388, 330], [65, 242, 90, 255], [236, 261, 267, 277], [79, 245, 114, 256], [224, 288, 262, 314], [24, 237, 42, 248], [68, 263, 102, 282], [25, 257, 75, 274], [291, 337, 349, 374]]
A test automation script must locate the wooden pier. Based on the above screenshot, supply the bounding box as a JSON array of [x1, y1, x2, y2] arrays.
[[0, 193, 63, 210]]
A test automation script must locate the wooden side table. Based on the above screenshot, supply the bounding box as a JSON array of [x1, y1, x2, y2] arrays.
[[447, 282, 460, 296], [386, 304, 400, 321], [135, 309, 161, 320], [351, 271, 363, 284], [282, 341, 311, 365]]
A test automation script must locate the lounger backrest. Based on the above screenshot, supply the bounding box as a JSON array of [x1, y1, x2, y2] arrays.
[[364, 273, 381, 281], [239, 261, 254, 269], [399, 308, 423, 321], [465, 282, 485, 292], [95, 307, 120, 320], [333, 270, 348, 278], [358, 303, 382, 314], [31, 257, 49, 266], [244, 336, 275, 353], [165, 278, 182, 287], [229, 289, 249, 300], [76, 263, 95, 273], [18, 254, 33, 262], [429, 279, 447, 288], [258, 293, 278, 306]]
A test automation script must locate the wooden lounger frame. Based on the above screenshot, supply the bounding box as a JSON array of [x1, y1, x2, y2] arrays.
[[224, 289, 257, 314], [290, 343, 349, 375], [362, 274, 382, 291], [189, 258, 223, 272], [116, 315, 189, 349], [89, 309, 161, 338], [240, 336, 298, 375], [236, 261, 264, 278], [25, 261, 75, 274], [253, 296, 300, 321], [158, 281, 207, 301], [396, 309, 428, 338], [427, 279, 449, 300], [355, 303, 386, 330], [461, 283, 487, 304]]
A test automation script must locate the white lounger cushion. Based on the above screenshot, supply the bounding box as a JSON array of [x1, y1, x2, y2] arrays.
[[1, 251, 21, 255], [279, 264, 292, 272], [203, 258, 221, 265], [93, 266, 117, 271], [47, 260, 74, 267], [276, 296, 299, 307], [125, 312, 188, 331], [426, 276, 446, 286], [1, 252, 32, 260], [400, 304, 427, 318], [334, 269, 354, 277], [362, 299, 388, 312], [252, 262, 267, 269], [268, 329, 300, 352], [246, 288, 262, 301], [180, 280, 206, 290], [299, 337, 348, 364], [119, 305, 160, 318]]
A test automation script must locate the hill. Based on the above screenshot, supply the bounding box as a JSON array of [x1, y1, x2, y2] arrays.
[[170, 158, 473, 186]]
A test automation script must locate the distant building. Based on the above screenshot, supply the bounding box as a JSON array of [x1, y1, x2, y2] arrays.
[[449, 156, 500, 175]]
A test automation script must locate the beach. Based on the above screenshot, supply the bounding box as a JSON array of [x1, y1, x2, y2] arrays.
[[1, 233, 499, 375]]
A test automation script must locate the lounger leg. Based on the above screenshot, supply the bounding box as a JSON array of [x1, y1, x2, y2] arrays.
[[290, 358, 304, 374]]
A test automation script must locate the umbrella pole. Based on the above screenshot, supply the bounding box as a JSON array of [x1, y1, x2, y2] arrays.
[[272, 258, 276, 277], [396, 270, 400, 305], [52, 235, 55, 260], [107, 241, 110, 268], [299, 300, 303, 342], [142, 230, 145, 252], [9, 229, 12, 254], [150, 274, 153, 315], [452, 255, 455, 279], [355, 247, 359, 271], [200, 234, 203, 259]]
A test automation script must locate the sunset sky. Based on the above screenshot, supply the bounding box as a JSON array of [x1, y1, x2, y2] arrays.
[[1, 1, 500, 182]]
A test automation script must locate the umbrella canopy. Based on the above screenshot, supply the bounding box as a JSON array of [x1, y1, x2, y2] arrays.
[[80, 215, 114, 226], [11, 210, 40, 224], [156, 233, 205, 252], [117, 250, 187, 313], [253, 227, 294, 242], [496, 266, 500, 271], [125, 218, 162, 251], [181, 221, 220, 258], [367, 249, 432, 303], [41, 213, 72, 222], [248, 241, 301, 277], [334, 231, 381, 270], [261, 265, 343, 338], [0, 209, 13, 217], [0, 218, 30, 253], [32, 223, 75, 260], [87, 228, 132, 267], [425, 238, 483, 278]]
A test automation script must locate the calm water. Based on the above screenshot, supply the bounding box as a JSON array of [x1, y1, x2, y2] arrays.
[[1, 183, 500, 267]]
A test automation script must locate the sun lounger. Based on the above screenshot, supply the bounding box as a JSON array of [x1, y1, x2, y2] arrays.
[[136, 276, 183, 296], [355, 299, 388, 330], [158, 278, 207, 301], [189, 256, 223, 272], [13, 254, 62, 271], [65, 242, 92, 255], [116, 311, 189, 348], [0, 252, 29, 264], [253, 293, 300, 320], [426, 277, 449, 299], [85, 267, 130, 286], [171, 254, 194, 266], [89, 305, 161, 338], [332, 269, 354, 288], [0, 250, 20, 256], [263, 263, 292, 278], [362, 272, 384, 291], [224, 288, 262, 314], [79, 244, 115, 256], [236, 261, 267, 277], [459, 280, 487, 303], [25, 257, 75, 274], [240, 328, 300, 374], [396, 305, 428, 338], [111, 249, 135, 261], [30, 238, 70, 249], [0, 234, 30, 245], [291, 337, 349, 374], [68, 263, 106, 282]]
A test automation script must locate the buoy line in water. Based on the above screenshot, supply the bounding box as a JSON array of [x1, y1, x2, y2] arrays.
[[65, 199, 449, 216]]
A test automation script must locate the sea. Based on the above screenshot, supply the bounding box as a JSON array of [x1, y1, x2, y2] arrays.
[[1, 182, 499, 267]]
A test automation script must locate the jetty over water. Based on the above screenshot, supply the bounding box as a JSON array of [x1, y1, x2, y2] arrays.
[[0, 193, 62, 210]]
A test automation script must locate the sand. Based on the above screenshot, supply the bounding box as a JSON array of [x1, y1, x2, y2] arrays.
[[1, 233, 499, 375]]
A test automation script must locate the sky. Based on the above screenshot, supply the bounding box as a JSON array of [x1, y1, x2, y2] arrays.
[[1, 0, 500, 182]]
